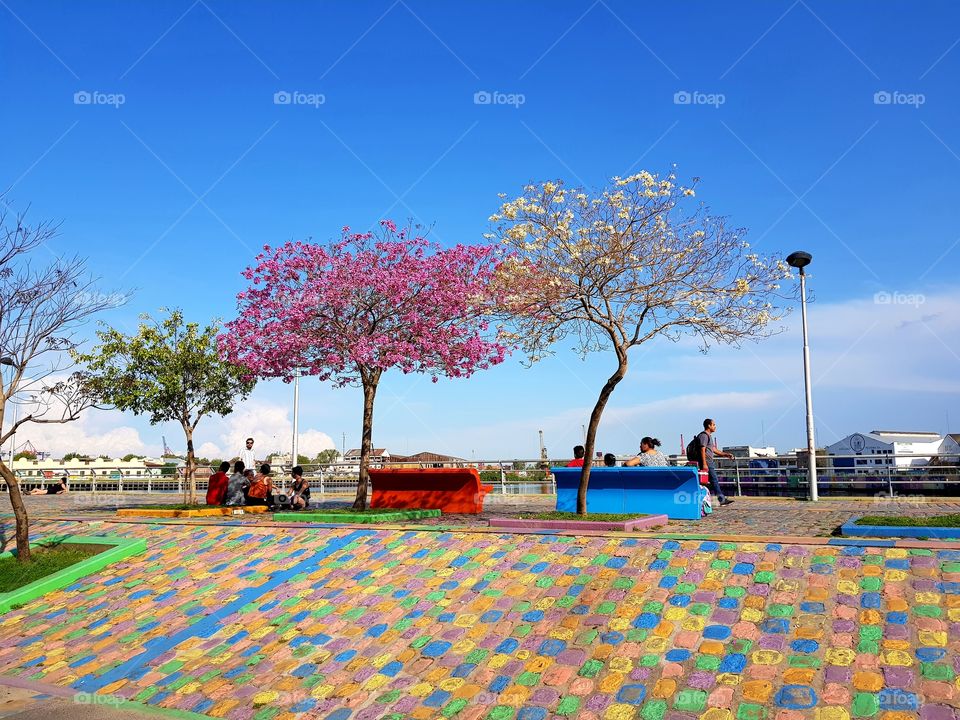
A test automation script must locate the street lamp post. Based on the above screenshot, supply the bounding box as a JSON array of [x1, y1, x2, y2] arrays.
[[786, 251, 818, 502], [291, 368, 301, 469]]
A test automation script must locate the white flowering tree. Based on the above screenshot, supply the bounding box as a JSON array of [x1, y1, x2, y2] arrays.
[[489, 171, 793, 514]]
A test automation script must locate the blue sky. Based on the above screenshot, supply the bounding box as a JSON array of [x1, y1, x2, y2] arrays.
[[3, 1, 959, 460]]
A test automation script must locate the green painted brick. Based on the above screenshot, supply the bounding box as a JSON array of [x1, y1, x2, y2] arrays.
[[640, 699, 667, 720], [921, 662, 954, 681], [442, 698, 469, 717], [767, 604, 794, 617], [376, 690, 401, 703], [517, 671, 540, 686], [852, 691, 879, 717], [556, 696, 580, 716], [857, 640, 879, 655], [579, 659, 604, 678], [860, 577, 882, 592], [674, 688, 706, 711], [696, 655, 721, 670], [736, 703, 768, 720]]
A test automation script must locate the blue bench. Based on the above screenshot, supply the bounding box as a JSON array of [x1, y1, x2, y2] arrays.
[[552, 466, 704, 520]]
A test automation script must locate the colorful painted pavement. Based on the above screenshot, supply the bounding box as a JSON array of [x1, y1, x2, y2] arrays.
[[1, 518, 960, 719]]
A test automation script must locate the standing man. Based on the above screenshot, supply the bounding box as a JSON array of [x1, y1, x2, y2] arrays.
[[698, 418, 734, 506], [239, 437, 256, 472]]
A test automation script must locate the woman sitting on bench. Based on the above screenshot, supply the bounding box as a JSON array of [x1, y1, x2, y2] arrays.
[[625, 437, 668, 467]]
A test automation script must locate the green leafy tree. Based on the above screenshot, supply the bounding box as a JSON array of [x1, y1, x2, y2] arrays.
[[75, 309, 256, 503], [121, 453, 143, 462], [97, 454, 111, 460], [296, 454, 311, 466], [13, 451, 37, 461], [314, 449, 339, 465], [62, 452, 89, 462]]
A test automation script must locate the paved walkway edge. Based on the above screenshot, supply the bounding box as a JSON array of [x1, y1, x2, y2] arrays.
[[0, 675, 211, 720], [34, 515, 960, 549]]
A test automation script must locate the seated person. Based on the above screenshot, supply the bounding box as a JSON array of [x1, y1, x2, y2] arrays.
[[206, 461, 230, 505], [602, 453, 617, 467], [29, 474, 68, 495], [290, 466, 311, 510], [224, 461, 247, 506], [246, 464, 274, 507], [625, 437, 669, 467], [566, 445, 586, 467]]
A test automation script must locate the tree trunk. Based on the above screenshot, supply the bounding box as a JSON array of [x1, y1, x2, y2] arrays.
[[353, 370, 380, 510], [577, 354, 629, 515], [0, 460, 31, 562], [185, 427, 196, 505]]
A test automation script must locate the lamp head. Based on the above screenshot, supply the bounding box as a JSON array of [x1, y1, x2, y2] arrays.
[[786, 251, 812, 269], [0, 357, 16, 368]]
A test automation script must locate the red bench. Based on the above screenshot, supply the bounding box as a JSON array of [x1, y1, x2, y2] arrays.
[[369, 468, 494, 514]]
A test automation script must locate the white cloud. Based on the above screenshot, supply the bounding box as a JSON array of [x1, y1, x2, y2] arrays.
[[5, 408, 150, 459], [190, 401, 336, 460]]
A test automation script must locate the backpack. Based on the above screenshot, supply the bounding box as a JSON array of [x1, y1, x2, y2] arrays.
[[685, 434, 702, 463]]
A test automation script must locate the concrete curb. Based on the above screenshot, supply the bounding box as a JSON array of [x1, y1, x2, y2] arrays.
[[0, 535, 146, 614], [841, 516, 960, 539], [116, 506, 268, 518], [487, 514, 668, 531]]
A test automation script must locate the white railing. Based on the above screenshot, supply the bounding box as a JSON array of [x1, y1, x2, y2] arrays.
[[4, 454, 959, 499]]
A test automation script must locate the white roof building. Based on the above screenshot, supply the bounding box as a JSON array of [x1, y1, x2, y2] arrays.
[[826, 430, 945, 469], [726, 446, 778, 459]]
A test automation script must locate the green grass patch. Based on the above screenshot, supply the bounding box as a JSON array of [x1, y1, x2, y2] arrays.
[[855, 514, 960, 527], [510, 511, 648, 522], [273, 509, 440, 523], [0, 543, 103, 594]]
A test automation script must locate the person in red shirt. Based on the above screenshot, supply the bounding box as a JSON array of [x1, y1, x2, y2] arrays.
[[206, 461, 231, 505], [566, 445, 585, 467]]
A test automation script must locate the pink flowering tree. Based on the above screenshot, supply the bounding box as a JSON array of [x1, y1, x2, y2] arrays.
[[221, 222, 511, 509]]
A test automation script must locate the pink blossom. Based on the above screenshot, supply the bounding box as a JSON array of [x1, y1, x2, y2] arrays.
[[220, 224, 513, 388]]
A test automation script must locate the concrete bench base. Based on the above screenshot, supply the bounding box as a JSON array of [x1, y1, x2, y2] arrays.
[[488, 514, 668, 532], [841, 517, 960, 539], [116, 506, 269, 518]]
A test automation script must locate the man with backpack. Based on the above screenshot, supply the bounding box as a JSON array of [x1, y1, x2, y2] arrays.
[[687, 418, 734, 506]]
